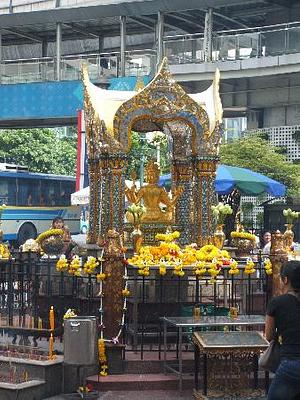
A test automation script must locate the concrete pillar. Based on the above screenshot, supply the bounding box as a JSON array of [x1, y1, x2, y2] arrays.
[[98, 37, 104, 53], [204, 8, 213, 62], [0, 30, 2, 82], [156, 10, 164, 69], [56, 22, 62, 81], [42, 41, 47, 57], [0, 30, 2, 62], [120, 16, 126, 77]]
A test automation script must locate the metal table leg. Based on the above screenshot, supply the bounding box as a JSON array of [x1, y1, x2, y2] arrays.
[[163, 320, 167, 374], [194, 343, 199, 390], [179, 326, 183, 392], [203, 353, 208, 396]]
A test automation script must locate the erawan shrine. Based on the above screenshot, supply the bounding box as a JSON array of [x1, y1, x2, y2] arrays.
[[0, 58, 299, 399]]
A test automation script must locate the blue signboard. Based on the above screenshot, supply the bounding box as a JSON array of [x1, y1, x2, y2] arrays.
[[0, 80, 83, 120], [109, 76, 151, 91]]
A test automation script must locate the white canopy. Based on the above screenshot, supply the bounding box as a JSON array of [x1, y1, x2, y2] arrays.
[[71, 186, 89, 205], [71, 180, 140, 205]]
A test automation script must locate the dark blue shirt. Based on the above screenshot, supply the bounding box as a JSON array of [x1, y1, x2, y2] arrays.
[[267, 293, 300, 359]]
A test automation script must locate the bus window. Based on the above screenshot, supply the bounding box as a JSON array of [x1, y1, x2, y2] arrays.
[[7, 177, 16, 205], [17, 178, 40, 206], [61, 181, 73, 205], [0, 179, 8, 205]]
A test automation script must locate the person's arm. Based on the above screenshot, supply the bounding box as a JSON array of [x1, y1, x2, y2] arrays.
[[63, 226, 71, 242], [265, 315, 276, 341]]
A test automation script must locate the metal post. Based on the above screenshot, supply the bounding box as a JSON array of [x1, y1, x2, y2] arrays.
[[120, 16, 126, 77], [156, 10, 164, 69], [42, 41, 48, 58], [56, 22, 62, 81], [204, 8, 213, 62]]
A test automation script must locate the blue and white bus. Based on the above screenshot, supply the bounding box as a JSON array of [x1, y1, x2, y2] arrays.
[[0, 164, 80, 244]]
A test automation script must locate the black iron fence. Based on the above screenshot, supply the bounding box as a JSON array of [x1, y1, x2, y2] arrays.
[[0, 252, 270, 356]]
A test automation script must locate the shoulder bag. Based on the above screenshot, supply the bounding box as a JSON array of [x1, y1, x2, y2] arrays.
[[258, 339, 280, 373]]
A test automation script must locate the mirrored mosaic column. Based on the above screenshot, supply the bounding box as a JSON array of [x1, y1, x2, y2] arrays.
[[97, 154, 110, 245], [108, 154, 127, 234], [172, 159, 193, 245], [194, 157, 218, 246], [87, 158, 100, 244]]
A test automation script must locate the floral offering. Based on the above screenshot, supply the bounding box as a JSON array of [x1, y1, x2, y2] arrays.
[[127, 204, 146, 224], [127, 231, 237, 280], [0, 243, 10, 259], [283, 208, 300, 224], [230, 231, 256, 241], [211, 202, 233, 224]]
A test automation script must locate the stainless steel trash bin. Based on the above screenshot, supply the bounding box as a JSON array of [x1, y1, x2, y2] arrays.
[[64, 316, 98, 365]]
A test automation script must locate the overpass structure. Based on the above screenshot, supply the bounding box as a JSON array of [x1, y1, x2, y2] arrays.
[[0, 0, 300, 135]]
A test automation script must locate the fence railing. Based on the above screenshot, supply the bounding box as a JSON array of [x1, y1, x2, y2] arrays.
[[0, 50, 156, 84], [164, 21, 300, 64], [2, 22, 300, 84], [0, 252, 269, 358]]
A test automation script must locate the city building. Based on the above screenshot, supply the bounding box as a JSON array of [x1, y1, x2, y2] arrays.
[[0, 1, 299, 132]]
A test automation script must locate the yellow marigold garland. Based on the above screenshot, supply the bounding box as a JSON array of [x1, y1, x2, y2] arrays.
[[0, 243, 10, 259], [36, 229, 64, 243], [264, 258, 273, 275], [96, 272, 107, 281], [122, 288, 130, 297], [83, 256, 99, 275], [155, 231, 180, 242], [231, 231, 256, 241], [98, 339, 108, 376], [196, 245, 220, 262], [128, 233, 240, 281], [244, 259, 255, 274], [228, 260, 239, 275], [56, 255, 68, 272], [68, 255, 81, 276]]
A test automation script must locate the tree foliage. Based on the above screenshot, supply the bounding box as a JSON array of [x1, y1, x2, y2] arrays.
[[126, 131, 170, 179], [220, 133, 300, 195], [0, 128, 77, 176]]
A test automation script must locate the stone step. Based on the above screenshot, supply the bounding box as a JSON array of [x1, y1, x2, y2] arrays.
[[0, 379, 46, 400], [124, 359, 194, 374], [87, 373, 194, 391]]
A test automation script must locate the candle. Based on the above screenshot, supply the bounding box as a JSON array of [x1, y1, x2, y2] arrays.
[[49, 306, 55, 331], [48, 333, 55, 360], [38, 318, 43, 330]]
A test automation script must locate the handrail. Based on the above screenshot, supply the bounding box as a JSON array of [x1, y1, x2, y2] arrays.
[[163, 21, 300, 41], [1, 48, 156, 64]]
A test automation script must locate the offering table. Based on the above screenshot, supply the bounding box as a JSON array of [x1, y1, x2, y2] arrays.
[[193, 331, 269, 399]]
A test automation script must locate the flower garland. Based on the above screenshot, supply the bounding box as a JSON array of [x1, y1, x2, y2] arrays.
[[231, 231, 256, 241], [56, 254, 68, 272], [244, 258, 256, 274], [155, 231, 180, 243], [63, 309, 77, 319], [98, 339, 108, 376], [36, 229, 64, 243], [228, 260, 239, 275], [68, 255, 81, 276], [128, 233, 239, 281], [264, 258, 273, 275], [0, 243, 10, 259], [83, 256, 99, 274]]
